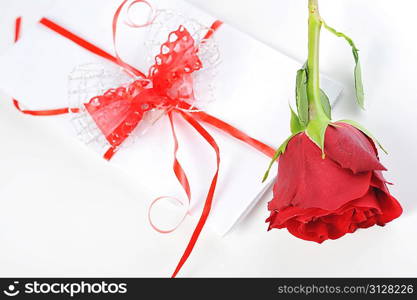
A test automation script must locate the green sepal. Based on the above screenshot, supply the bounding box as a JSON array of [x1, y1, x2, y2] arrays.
[[262, 132, 300, 183], [305, 118, 330, 158], [290, 106, 305, 134], [295, 67, 309, 127], [337, 119, 387, 154], [320, 89, 332, 119], [322, 22, 365, 109]]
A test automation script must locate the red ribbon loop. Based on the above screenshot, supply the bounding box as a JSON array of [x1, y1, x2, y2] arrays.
[[124, 0, 156, 28]]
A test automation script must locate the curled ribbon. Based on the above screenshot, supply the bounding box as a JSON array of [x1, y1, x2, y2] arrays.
[[148, 111, 191, 234], [12, 0, 276, 277], [124, 0, 156, 28]]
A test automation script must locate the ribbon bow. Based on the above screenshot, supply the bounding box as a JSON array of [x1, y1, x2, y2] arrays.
[[86, 23, 206, 160], [12, 0, 276, 277]]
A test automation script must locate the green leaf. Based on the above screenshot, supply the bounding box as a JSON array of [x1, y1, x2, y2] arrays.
[[262, 133, 299, 182], [295, 67, 309, 126], [290, 106, 304, 134], [320, 89, 332, 119], [354, 59, 364, 109], [322, 21, 365, 109], [337, 119, 387, 154], [305, 119, 330, 157]]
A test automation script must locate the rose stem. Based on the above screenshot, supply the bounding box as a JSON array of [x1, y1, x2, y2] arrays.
[[307, 0, 328, 122]]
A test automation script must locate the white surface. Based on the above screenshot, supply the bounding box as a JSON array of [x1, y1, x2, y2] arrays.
[[0, 0, 416, 277]]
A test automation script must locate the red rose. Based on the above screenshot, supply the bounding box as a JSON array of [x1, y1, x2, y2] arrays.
[[267, 122, 402, 243]]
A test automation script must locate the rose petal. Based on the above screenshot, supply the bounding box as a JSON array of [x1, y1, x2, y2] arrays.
[[325, 123, 386, 173], [285, 219, 328, 243], [349, 188, 382, 213], [371, 170, 390, 194], [351, 209, 367, 223], [272, 133, 372, 211], [321, 209, 354, 239], [271, 206, 325, 225], [267, 186, 402, 243], [375, 191, 403, 224], [356, 215, 377, 229]]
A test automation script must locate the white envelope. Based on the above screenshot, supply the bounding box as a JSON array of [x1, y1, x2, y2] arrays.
[[0, 0, 342, 235]]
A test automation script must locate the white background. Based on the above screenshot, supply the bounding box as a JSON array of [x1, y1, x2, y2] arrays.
[[0, 0, 416, 277]]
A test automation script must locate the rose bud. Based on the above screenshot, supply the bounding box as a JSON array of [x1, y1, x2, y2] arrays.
[[266, 122, 402, 243], [264, 0, 402, 243]]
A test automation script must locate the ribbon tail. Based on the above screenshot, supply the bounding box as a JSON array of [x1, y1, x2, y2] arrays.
[[14, 16, 21, 42], [169, 112, 192, 201], [13, 99, 79, 116], [191, 110, 276, 158], [12, 19, 78, 116], [203, 20, 223, 40], [147, 112, 193, 234], [103, 147, 118, 161], [39, 18, 145, 78], [171, 111, 220, 278]]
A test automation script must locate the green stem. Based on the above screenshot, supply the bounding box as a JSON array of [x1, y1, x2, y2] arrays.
[[307, 0, 328, 122]]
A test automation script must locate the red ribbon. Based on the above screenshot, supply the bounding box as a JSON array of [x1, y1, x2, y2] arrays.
[[12, 1, 276, 277], [14, 16, 21, 42], [172, 110, 220, 278], [169, 112, 192, 201], [148, 112, 191, 234], [12, 17, 80, 116]]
